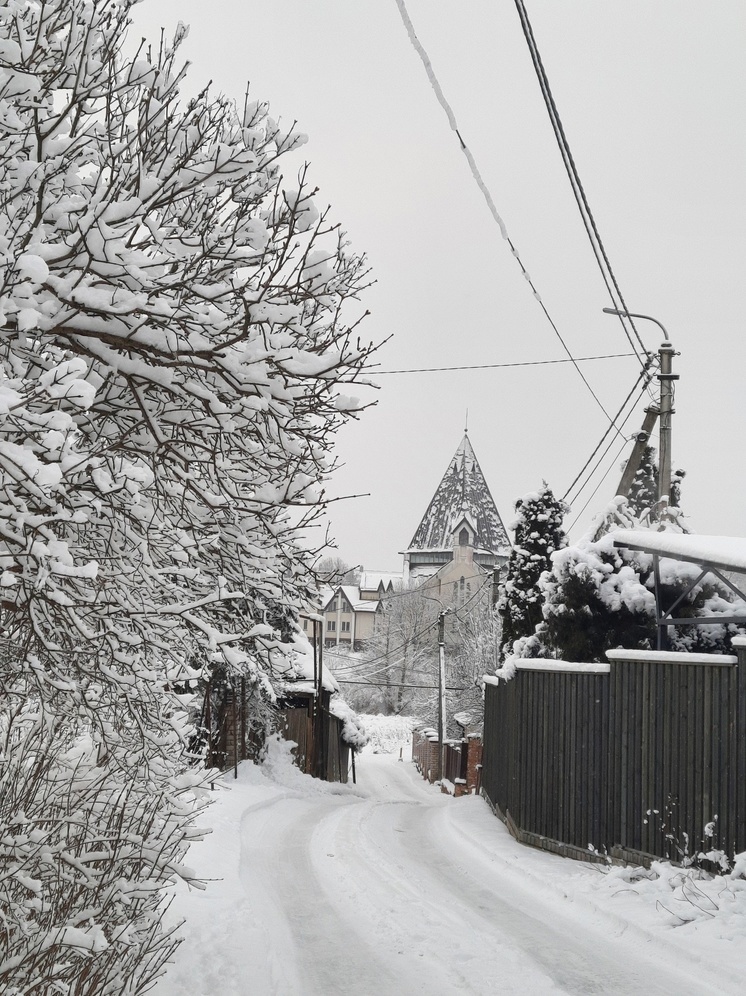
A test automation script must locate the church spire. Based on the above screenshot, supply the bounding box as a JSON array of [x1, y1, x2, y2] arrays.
[[406, 433, 510, 557]]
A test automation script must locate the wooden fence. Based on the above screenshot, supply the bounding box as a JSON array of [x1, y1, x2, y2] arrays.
[[216, 687, 351, 783], [482, 641, 746, 864]]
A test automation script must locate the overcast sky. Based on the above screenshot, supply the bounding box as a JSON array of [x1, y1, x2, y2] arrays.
[[132, 0, 746, 573]]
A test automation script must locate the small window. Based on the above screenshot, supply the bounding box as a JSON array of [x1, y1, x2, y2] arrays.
[[341, 621, 350, 632], [327, 620, 336, 632], [302, 618, 308, 630], [459, 527, 469, 546]]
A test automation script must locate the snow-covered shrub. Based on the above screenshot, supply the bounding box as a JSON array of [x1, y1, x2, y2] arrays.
[[0, 0, 377, 990], [514, 499, 746, 662]]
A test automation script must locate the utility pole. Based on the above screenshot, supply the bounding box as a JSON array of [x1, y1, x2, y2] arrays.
[[602, 308, 677, 508], [657, 341, 677, 506], [437, 609, 449, 782]]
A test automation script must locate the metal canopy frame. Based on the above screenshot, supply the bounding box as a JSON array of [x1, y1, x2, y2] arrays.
[[613, 538, 746, 650]]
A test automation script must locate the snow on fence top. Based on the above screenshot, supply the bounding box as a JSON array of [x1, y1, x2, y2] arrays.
[[514, 661, 610, 674], [483, 661, 610, 685], [606, 649, 738, 666], [484, 645, 744, 686], [612, 530, 746, 574]]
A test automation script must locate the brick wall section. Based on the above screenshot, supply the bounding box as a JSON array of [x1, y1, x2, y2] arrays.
[[465, 736, 482, 794], [411, 731, 482, 794]]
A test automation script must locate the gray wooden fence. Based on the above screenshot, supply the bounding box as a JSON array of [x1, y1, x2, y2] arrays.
[[482, 642, 746, 864]]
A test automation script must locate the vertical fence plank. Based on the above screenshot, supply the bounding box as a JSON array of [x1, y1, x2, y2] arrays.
[[482, 651, 741, 865]]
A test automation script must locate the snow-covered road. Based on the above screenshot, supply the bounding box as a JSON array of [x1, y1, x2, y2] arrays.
[[155, 742, 746, 995]]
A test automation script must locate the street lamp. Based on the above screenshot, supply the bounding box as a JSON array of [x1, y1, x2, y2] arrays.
[[603, 308, 678, 506]]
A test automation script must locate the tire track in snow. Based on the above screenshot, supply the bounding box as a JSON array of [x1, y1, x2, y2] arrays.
[[239, 793, 407, 995], [159, 752, 739, 995]]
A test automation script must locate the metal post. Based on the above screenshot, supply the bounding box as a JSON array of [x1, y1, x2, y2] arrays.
[[657, 342, 676, 506], [233, 685, 238, 779], [240, 676, 247, 761], [653, 554, 667, 651], [204, 679, 212, 769], [317, 627, 326, 780], [437, 610, 446, 782], [312, 619, 319, 778]]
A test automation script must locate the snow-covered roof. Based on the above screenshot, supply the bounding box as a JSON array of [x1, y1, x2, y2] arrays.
[[359, 570, 403, 591], [317, 585, 335, 609], [350, 600, 379, 613], [321, 584, 381, 613], [407, 433, 510, 557], [612, 531, 746, 575], [339, 584, 360, 607]]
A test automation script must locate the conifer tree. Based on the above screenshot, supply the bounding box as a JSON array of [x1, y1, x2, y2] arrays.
[[625, 445, 686, 519], [498, 484, 567, 661], [626, 445, 658, 518], [517, 499, 744, 664]]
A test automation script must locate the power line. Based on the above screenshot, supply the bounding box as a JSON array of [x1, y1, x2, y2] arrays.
[[562, 362, 653, 504], [566, 435, 631, 534], [394, 0, 624, 435], [512, 0, 650, 371], [335, 679, 465, 691], [326, 579, 492, 678], [374, 352, 636, 375]]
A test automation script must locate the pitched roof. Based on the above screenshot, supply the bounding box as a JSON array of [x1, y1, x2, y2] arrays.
[[322, 584, 383, 613], [358, 570, 403, 591], [407, 433, 510, 556]]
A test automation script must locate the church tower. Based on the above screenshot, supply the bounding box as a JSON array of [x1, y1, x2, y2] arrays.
[[402, 432, 511, 586]]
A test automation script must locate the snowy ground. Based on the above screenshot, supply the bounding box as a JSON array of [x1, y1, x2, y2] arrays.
[[154, 721, 746, 996]]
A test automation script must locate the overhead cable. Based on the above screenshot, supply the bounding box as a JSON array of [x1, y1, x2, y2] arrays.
[[566, 435, 631, 534], [374, 352, 636, 375], [394, 0, 623, 434], [512, 0, 650, 371], [562, 361, 654, 504]]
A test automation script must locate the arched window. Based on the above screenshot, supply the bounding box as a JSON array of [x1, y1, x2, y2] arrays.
[[459, 527, 469, 546]]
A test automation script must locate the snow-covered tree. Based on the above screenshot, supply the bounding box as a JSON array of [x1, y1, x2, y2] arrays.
[[354, 585, 439, 715], [316, 555, 361, 586], [625, 444, 686, 521], [626, 444, 658, 519], [514, 499, 745, 663], [448, 597, 502, 723], [497, 484, 567, 661], [0, 1, 377, 991]]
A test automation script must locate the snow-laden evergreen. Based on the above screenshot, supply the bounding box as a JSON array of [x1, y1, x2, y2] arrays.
[[0, 2, 378, 991], [626, 444, 658, 519], [513, 498, 746, 663], [497, 483, 567, 661]]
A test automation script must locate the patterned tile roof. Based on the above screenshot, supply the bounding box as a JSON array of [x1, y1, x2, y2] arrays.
[[407, 434, 510, 556]]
